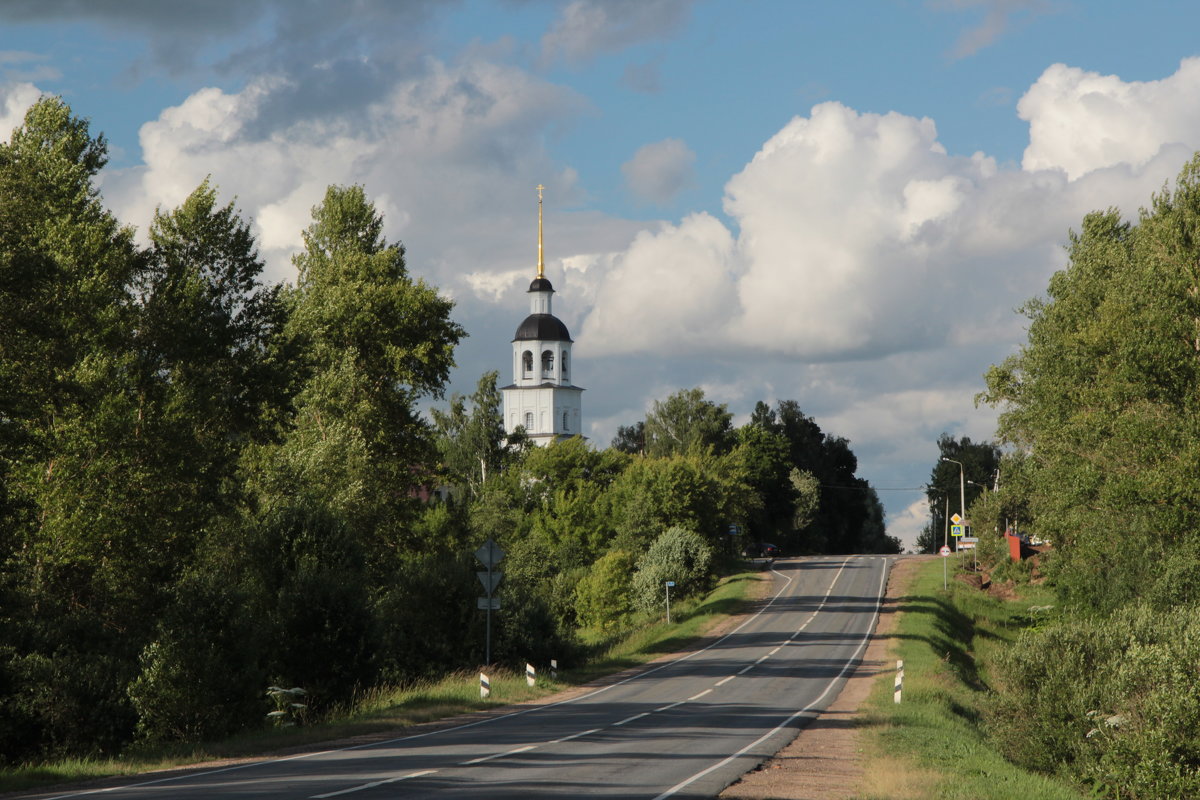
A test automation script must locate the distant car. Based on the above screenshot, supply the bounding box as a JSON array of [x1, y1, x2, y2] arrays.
[[761, 543, 780, 557]]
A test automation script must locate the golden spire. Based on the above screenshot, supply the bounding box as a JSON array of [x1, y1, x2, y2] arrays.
[[536, 184, 545, 279]]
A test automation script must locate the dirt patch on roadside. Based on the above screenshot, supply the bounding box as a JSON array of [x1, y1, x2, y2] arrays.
[[719, 556, 927, 800]]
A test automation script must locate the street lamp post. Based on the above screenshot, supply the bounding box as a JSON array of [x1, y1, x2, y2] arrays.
[[941, 457, 966, 549]]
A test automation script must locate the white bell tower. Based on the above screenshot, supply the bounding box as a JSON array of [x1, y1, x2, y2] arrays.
[[501, 186, 584, 445]]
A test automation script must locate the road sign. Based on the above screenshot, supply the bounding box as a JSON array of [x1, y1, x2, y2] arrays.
[[959, 542, 976, 550], [939, 545, 951, 556], [665, 581, 676, 587], [960, 537, 979, 544], [951, 524, 964, 537], [477, 571, 503, 594], [950, 513, 963, 525], [475, 539, 505, 568], [477, 597, 501, 610]]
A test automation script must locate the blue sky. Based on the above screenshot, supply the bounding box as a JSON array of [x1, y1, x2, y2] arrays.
[[3, 0, 1200, 548]]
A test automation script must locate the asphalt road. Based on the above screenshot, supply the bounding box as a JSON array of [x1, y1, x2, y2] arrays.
[[34, 555, 892, 800]]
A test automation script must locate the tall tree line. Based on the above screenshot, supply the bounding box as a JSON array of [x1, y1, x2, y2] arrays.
[[0, 97, 465, 760], [977, 154, 1200, 796]]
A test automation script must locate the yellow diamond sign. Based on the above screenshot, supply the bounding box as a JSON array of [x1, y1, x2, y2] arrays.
[[950, 513, 963, 525]]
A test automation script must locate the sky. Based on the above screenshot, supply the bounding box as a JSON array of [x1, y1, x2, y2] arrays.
[[3, 0, 1200, 549]]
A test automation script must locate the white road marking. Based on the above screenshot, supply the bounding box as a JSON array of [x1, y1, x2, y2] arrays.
[[688, 689, 713, 701], [615, 712, 651, 726], [310, 770, 437, 798], [652, 557, 890, 800], [715, 675, 735, 686], [463, 744, 536, 765], [551, 728, 600, 744]]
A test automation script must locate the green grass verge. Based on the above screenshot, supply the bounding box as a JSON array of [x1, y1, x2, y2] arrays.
[[0, 568, 766, 795], [854, 558, 1082, 800]]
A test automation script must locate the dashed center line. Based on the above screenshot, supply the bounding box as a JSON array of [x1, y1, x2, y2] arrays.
[[463, 744, 536, 765], [551, 728, 600, 744], [615, 712, 651, 726], [310, 770, 438, 798], [715, 675, 735, 686], [688, 689, 713, 701]]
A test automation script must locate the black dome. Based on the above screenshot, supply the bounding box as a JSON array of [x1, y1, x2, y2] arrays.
[[514, 313, 572, 342], [528, 277, 554, 292]]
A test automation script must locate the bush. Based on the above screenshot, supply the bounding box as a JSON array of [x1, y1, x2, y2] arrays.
[[991, 603, 1200, 798], [631, 527, 713, 614], [574, 550, 636, 632]]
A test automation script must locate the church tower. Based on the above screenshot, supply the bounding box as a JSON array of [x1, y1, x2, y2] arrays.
[[501, 186, 584, 445]]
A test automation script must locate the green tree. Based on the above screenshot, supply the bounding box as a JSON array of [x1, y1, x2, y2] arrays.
[[734, 422, 794, 541], [608, 451, 747, 554], [610, 421, 645, 454], [0, 97, 153, 759], [789, 468, 820, 531], [432, 370, 509, 497], [643, 387, 735, 457], [574, 549, 637, 632], [924, 433, 1001, 546]]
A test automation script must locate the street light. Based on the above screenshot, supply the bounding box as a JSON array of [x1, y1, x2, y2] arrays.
[[941, 457, 966, 540]]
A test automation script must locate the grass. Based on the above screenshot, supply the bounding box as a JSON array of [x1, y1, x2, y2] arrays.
[[0, 567, 767, 795], [853, 558, 1083, 800]]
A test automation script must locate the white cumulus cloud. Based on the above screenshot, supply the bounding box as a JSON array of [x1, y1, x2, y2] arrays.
[[1020, 57, 1200, 180], [100, 58, 591, 285]]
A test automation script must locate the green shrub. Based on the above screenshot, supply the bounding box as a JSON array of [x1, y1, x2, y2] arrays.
[[631, 527, 713, 614], [991, 603, 1200, 798], [574, 550, 636, 632]]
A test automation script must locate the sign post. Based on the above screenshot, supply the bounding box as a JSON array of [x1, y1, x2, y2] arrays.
[[474, 538, 505, 666], [940, 544, 951, 589], [665, 580, 675, 624]]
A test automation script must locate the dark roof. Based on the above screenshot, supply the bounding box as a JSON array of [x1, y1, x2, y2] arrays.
[[513, 313, 572, 342], [528, 277, 555, 292]]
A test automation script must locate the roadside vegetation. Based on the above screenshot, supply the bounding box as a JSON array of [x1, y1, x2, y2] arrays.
[[904, 153, 1200, 797], [857, 559, 1082, 800], [0, 569, 767, 795]]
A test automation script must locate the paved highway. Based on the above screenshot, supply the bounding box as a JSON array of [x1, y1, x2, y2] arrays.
[[34, 555, 892, 800]]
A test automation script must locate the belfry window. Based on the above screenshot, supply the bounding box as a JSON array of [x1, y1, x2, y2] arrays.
[[522, 350, 533, 379], [542, 350, 554, 378], [561, 352, 569, 379]]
